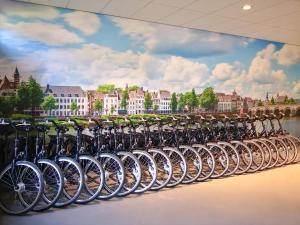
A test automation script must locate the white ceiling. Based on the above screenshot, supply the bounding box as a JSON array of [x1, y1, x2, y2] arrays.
[[17, 0, 300, 45]]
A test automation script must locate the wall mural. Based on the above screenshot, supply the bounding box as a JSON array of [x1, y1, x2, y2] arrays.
[[0, 0, 300, 116]]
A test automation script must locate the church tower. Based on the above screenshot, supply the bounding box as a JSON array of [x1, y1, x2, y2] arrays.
[[14, 67, 20, 89]]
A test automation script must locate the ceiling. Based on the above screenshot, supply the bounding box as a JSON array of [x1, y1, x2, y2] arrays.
[[16, 0, 300, 45]]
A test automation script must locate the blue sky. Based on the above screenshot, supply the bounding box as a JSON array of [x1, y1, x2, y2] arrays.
[[0, 0, 300, 99]]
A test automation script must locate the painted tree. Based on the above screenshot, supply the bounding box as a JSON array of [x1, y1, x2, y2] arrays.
[[257, 100, 263, 106], [120, 89, 129, 109], [270, 97, 275, 105], [94, 99, 103, 115], [97, 84, 116, 94], [153, 104, 159, 113], [144, 92, 153, 112], [70, 102, 79, 115], [185, 88, 199, 112], [170, 92, 178, 113], [199, 87, 218, 111], [177, 93, 185, 112], [110, 105, 116, 115], [16, 77, 43, 116], [0, 94, 15, 117], [16, 81, 31, 113], [41, 95, 57, 115], [128, 85, 140, 91]]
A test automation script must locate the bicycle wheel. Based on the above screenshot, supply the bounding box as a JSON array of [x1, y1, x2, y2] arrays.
[[244, 140, 265, 172], [54, 157, 84, 207], [192, 144, 215, 181], [207, 143, 229, 178], [270, 137, 288, 167], [230, 141, 252, 174], [76, 155, 104, 204], [286, 135, 300, 163], [133, 150, 157, 193], [96, 153, 125, 199], [0, 161, 44, 215], [33, 159, 63, 211], [218, 142, 240, 176], [279, 136, 297, 164], [117, 151, 141, 197], [260, 138, 279, 169], [178, 145, 202, 184], [148, 148, 172, 190], [163, 147, 187, 187], [253, 139, 272, 170]]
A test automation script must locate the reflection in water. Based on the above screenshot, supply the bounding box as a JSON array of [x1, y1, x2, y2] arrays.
[[281, 117, 300, 137]]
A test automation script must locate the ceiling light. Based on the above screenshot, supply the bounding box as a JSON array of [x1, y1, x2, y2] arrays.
[[242, 4, 252, 10]]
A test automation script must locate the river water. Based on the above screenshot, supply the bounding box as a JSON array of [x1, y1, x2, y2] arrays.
[[281, 116, 300, 137]]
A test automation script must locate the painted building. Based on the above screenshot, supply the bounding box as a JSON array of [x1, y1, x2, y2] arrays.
[[87, 90, 104, 115], [152, 90, 171, 114], [128, 88, 145, 115], [0, 67, 20, 96], [43, 84, 88, 116], [103, 92, 120, 115]]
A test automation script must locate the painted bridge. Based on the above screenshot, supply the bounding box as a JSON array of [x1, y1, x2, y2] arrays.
[[248, 104, 300, 116]]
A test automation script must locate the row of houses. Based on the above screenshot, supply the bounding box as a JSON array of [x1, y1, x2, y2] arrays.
[[1, 68, 259, 116]]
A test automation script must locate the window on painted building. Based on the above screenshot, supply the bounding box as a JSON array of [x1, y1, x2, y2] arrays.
[[75, 94, 79, 97], [68, 94, 72, 97], [61, 94, 64, 97]]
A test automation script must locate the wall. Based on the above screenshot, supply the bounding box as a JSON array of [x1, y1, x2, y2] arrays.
[[0, 0, 300, 101]]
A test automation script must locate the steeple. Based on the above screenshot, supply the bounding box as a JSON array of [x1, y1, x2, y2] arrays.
[[14, 66, 20, 89], [266, 92, 269, 101]]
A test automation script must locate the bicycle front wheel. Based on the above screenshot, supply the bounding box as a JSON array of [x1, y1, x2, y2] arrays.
[[0, 161, 44, 215]]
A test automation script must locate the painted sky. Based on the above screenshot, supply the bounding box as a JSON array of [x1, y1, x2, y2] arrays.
[[0, 0, 300, 99]]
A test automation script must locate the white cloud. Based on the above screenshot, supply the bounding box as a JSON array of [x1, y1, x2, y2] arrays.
[[274, 44, 300, 66], [0, 0, 59, 20], [292, 80, 300, 95], [62, 11, 101, 35], [112, 17, 250, 58], [212, 62, 242, 81], [1, 21, 83, 46]]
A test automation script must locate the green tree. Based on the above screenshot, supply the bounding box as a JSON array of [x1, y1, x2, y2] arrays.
[[28, 76, 44, 116], [16, 81, 31, 113], [97, 84, 116, 94], [288, 98, 296, 104], [257, 100, 263, 106], [177, 94, 186, 112], [94, 99, 103, 114], [16, 77, 43, 116], [199, 87, 218, 111], [231, 106, 237, 113], [153, 104, 159, 112], [144, 93, 153, 112], [120, 89, 129, 109], [284, 96, 288, 104], [41, 95, 57, 115], [128, 85, 140, 92], [185, 89, 199, 112], [110, 105, 116, 115], [0, 94, 15, 117], [70, 102, 79, 115], [170, 92, 178, 113], [270, 97, 275, 105]]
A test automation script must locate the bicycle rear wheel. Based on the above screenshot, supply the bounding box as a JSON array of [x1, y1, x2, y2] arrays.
[[230, 141, 252, 174], [76, 155, 104, 204], [163, 147, 187, 187], [179, 145, 202, 184], [0, 161, 44, 215], [117, 151, 141, 197], [33, 159, 63, 211], [133, 150, 157, 193], [96, 153, 125, 199], [192, 144, 215, 181], [207, 143, 229, 178], [148, 148, 172, 190], [244, 140, 265, 172], [218, 142, 240, 176], [54, 157, 84, 207]]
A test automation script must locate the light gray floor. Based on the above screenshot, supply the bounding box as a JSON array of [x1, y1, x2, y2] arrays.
[[1, 164, 300, 225]]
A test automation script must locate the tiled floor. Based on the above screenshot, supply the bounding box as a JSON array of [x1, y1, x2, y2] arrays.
[[1, 164, 300, 225]]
